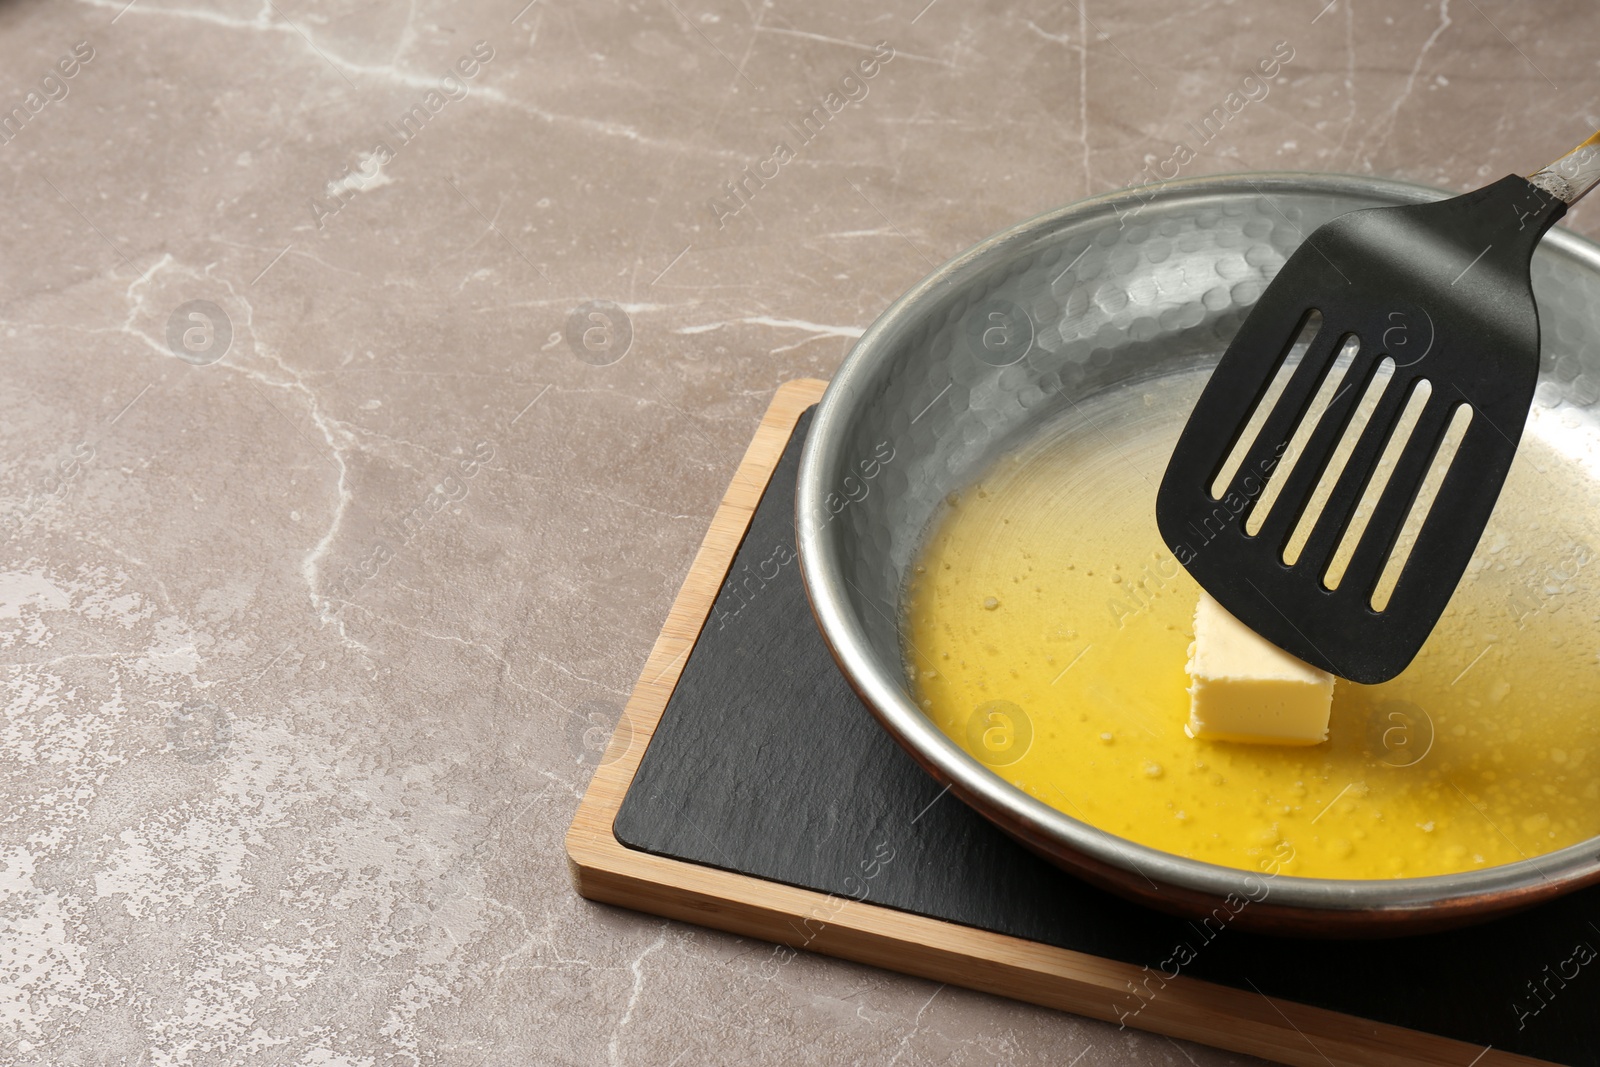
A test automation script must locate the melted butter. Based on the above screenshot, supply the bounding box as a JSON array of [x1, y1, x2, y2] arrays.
[[903, 374, 1600, 879]]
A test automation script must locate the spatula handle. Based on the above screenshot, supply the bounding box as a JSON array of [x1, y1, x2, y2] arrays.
[[1528, 131, 1600, 205]]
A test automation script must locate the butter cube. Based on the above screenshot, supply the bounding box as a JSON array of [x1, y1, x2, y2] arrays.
[[1185, 593, 1334, 745]]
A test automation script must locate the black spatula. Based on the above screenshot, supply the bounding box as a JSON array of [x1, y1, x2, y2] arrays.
[[1157, 133, 1600, 684]]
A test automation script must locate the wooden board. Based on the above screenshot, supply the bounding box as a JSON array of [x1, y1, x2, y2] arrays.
[[566, 379, 1560, 1067]]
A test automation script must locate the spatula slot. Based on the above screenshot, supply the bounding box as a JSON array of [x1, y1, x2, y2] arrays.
[[1322, 375, 1432, 591], [1244, 333, 1362, 538], [1280, 357, 1398, 565], [1369, 403, 1475, 611], [1207, 309, 1323, 501]]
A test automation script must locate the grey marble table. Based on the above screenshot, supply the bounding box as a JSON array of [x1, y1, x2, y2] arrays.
[[3, 0, 1597, 1064]]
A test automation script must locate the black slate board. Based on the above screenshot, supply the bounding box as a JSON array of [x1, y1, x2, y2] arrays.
[[615, 407, 1600, 1066]]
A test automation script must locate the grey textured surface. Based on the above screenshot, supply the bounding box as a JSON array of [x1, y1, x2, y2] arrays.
[[3, 0, 1600, 1064]]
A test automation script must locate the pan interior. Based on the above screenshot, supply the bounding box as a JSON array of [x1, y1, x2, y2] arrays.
[[899, 364, 1600, 880]]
